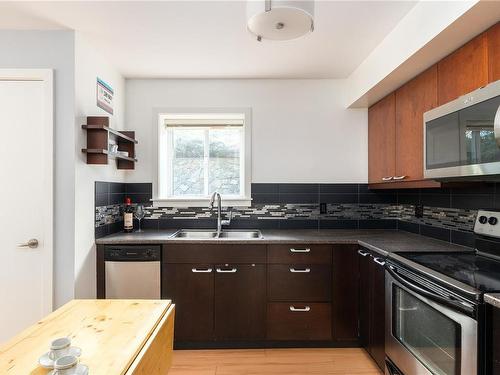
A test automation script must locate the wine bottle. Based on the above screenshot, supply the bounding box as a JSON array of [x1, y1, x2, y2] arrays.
[[124, 197, 134, 233]]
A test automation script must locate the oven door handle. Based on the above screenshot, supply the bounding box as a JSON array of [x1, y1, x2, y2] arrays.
[[386, 266, 475, 315]]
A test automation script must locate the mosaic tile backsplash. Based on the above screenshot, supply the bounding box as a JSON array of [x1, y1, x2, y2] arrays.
[[95, 182, 500, 247]]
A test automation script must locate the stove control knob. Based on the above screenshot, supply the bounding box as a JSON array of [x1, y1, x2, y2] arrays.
[[479, 216, 488, 224], [489, 217, 498, 225]]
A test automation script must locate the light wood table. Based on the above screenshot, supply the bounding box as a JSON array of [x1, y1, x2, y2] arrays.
[[0, 299, 175, 375]]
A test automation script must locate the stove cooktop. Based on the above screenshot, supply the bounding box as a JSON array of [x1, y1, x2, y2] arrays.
[[398, 251, 500, 294]]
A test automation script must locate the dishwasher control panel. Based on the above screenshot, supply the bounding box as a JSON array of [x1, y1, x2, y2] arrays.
[[104, 245, 161, 261]]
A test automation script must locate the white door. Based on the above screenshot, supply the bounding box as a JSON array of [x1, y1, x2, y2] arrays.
[[0, 70, 53, 344]]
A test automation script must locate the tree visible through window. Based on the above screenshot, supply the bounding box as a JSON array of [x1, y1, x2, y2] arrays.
[[163, 113, 246, 200]]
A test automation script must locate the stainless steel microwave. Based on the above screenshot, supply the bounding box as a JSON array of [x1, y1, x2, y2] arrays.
[[424, 80, 500, 179]]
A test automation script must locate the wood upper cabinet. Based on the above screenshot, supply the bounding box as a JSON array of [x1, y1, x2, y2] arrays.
[[438, 32, 489, 105], [488, 22, 500, 83], [368, 93, 396, 184], [395, 66, 438, 181]]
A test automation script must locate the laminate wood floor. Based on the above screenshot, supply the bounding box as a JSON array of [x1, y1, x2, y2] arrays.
[[169, 348, 383, 375]]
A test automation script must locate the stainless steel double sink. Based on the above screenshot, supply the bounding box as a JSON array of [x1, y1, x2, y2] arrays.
[[171, 229, 263, 239]]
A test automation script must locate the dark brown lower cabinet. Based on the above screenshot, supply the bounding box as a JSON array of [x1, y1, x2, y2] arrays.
[[162, 259, 266, 342], [332, 244, 360, 342], [215, 264, 266, 340], [359, 248, 386, 370], [267, 302, 332, 340], [162, 263, 215, 341]]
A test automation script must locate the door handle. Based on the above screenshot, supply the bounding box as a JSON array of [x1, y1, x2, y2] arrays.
[[289, 268, 310, 273], [191, 268, 213, 273], [290, 248, 310, 253], [357, 249, 370, 257], [18, 238, 39, 249], [289, 306, 311, 312], [216, 268, 237, 273], [393, 175, 406, 180], [382, 176, 393, 181]]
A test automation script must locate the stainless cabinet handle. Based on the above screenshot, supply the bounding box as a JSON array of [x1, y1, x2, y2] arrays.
[[216, 268, 237, 273], [373, 257, 386, 266], [289, 268, 310, 273], [382, 176, 393, 181], [290, 248, 310, 253], [192, 268, 212, 273], [357, 249, 370, 257], [289, 306, 311, 312], [393, 175, 407, 180], [18, 238, 39, 249]]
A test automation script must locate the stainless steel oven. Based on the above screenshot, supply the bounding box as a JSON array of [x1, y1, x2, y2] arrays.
[[424, 79, 500, 179], [385, 262, 478, 375]]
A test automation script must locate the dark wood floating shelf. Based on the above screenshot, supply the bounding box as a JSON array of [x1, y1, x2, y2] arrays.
[[81, 148, 138, 163], [82, 124, 138, 144], [82, 116, 137, 170]]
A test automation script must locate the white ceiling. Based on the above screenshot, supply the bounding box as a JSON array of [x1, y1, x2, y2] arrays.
[[0, 1, 417, 79]]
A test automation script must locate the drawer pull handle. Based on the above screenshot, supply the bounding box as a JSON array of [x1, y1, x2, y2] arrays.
[[290, 306, 311, 312], [357, 249, 370, 257], [289, 268, 311, 273], [373, 257, 386, 266], [216, 268, 237, 273], [192, 268, 212, 273], [290, 248, 310, 253]]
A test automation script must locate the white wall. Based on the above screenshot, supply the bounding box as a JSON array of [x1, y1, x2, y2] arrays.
[[74, 33, 126, 298], [126, 79, 367, 185], [0, 30, 76, 307]]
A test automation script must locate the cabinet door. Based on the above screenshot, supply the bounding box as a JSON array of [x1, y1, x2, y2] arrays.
[[369, 256, 386, 370], [395, 66, 438, 181], [332, 244, 359, 342], [358, 249, 371, 350], [368, 93, 396, 183], [162, 263, 214, 341], [215, 264, 266, 340], [438, 32, 489, 105], [488, 22, 500, 83]]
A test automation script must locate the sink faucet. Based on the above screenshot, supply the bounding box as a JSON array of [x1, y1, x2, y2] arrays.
[[209, 192, 232, 237]]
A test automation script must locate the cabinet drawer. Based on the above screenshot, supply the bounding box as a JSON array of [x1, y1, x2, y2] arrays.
[[163, 244, 266, 264], [268, 265, 332, 301], [268, 244, 332, 264], [267, 302, 332, 340]]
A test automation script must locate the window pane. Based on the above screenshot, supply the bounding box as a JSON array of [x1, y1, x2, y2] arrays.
[[209, 128, 241, 195], [172, 129, 204, 196]]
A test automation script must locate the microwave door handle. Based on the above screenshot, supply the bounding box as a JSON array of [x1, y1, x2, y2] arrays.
[[494, 102, 500, 147], [386, 266, 474, 315]]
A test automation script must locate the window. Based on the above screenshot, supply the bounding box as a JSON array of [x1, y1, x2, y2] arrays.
[[156, 111, 251, 206]]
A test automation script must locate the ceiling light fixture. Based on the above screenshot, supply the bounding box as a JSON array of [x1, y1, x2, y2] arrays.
[[247, 0, 314, 42]]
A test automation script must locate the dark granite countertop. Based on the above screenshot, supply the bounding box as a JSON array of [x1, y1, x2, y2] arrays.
[[95, 229, 472, 257], [485, 294, 500, 308]]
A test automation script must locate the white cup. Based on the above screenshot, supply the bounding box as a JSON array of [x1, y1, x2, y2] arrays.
[[48, 337, 71, 361], [53, 355, 79, 375]]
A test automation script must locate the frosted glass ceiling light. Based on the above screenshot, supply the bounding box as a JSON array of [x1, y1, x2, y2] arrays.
[[247, 0, 314, 42]]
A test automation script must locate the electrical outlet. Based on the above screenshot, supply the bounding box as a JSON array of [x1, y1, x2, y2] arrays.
[[415, 204, 424, 218], [320, 203, 327, 214]]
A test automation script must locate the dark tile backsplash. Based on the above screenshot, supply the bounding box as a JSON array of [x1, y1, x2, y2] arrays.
[[95, 182, 499, 246]]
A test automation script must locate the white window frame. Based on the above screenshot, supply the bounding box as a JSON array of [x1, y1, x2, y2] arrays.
[[153, 108, 252, 207]]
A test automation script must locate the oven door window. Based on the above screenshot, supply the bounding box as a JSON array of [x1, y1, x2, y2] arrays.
[[393, 286, 461, 375]]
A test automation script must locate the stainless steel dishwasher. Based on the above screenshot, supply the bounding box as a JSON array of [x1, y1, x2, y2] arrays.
[[104, 245, 161, 299]]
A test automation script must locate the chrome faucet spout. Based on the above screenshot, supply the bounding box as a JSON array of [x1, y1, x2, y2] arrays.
[[208, 192, 232, 237]]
